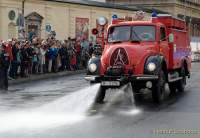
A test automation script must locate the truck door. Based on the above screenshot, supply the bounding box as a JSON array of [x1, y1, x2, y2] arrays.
[[159, 27, 169, 66]]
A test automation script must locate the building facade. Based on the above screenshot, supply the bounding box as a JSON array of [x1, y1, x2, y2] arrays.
[[107, 0, 200, 37], [0, 0, 149, 40]]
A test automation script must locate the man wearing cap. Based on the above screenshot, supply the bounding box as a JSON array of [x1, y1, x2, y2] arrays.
[[0, 43, 10, 90]]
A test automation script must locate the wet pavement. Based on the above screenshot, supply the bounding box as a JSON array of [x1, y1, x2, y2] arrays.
[[0, 75, 88, 111], [0, 63, 200, 138]]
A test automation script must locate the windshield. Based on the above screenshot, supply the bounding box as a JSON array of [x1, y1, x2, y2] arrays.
[[108, 26, 131, 43], [131, 26, 155, 41], [108, 25, 155, 43]]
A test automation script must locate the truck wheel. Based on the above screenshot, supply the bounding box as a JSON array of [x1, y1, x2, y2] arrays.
[[132, 87, 143, 102], [152, 70, 166, 103], [90, 81, 96, 85], [177, 67, 186, 92], [94, 86, 106, 104], [169, 82, 177, 95]]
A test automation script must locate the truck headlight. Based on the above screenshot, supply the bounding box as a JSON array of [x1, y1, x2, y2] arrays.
[[88, 63, 97, 73], [147, 62, 156, 72]]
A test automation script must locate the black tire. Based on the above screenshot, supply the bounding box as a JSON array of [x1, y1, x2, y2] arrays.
[[152, 70, 166, 103], [169, 82, 177, 95], [94, 86, 106, 103], [134, 94, 143, 102], [132, 87, 143, 102], [177, 67, 186, 92], [90, 81, 96, 85]]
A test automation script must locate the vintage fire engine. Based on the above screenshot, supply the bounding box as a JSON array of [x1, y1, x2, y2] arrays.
[[86, 14, 191, 103]]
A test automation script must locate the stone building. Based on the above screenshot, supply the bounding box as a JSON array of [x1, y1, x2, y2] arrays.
[[0, 0, 149, 40], [107, 0, 200, 37]]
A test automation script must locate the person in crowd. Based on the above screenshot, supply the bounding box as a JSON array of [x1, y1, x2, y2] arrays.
[[89, 41, 94, 57], [38, 40, 46, 74], [32, 44, 39, 74], [9, 41, 20, 79], [70, 50, 77, 71], [81, 38, 89, 51], [75, 40, 81, 69], [67, 37, 74, 64], [56, 40, 62, 71], [25, 41, 33, 75], [0, 43, 10, 90], [81, 38, 90, 68], [20, 42, 29, 77], [5, 39, 13, 79], [48, 42, 58, 73], [16, 42, 22, 77], [32, 37, 39, 74], [59, 41, 68, 71]]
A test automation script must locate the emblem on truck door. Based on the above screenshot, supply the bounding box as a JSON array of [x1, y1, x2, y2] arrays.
[[110, 48, 129, 66]]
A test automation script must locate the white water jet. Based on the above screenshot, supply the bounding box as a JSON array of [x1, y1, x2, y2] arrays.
[[0, 84, 100, 133]]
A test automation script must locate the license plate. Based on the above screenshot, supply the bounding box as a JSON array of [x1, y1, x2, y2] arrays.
[[101, 81, 120, 86]]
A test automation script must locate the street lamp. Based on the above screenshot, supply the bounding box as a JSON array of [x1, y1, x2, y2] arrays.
[[97, 16, 108, 49], [22, 0, 26, 18], [97, 17, 107, 26], [184, 0, 186, 22]]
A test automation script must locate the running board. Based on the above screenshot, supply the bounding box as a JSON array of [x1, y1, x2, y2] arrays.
[[168, 77, 183, 82]]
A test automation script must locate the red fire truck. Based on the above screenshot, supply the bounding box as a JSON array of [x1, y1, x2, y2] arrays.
[[86, 14, 191, 103]]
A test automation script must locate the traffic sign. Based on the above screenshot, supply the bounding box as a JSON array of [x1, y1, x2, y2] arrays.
[[46, 24, 52, 32]]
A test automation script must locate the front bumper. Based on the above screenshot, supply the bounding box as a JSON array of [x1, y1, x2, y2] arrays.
[[85, 75, 158, 87]]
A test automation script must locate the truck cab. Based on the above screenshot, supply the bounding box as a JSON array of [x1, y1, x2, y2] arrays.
[[85, 14, 191, 103]]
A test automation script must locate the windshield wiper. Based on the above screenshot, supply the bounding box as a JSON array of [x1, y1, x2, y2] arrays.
[[130, 29, 142, 43]]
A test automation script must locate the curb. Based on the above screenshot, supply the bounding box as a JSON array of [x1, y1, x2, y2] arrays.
[[9, 70, 86, 85]]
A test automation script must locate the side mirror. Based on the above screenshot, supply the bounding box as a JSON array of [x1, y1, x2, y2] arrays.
[[169, 33, 174, 43]]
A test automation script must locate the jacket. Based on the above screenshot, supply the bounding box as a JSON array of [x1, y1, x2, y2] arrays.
[[48, 47, 58, 60], [0, 51, 10, 69]]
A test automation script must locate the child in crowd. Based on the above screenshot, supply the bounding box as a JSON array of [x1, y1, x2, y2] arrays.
[[70, 51, 77, 71]]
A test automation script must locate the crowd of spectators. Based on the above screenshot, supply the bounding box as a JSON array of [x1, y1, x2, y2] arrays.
[[0, 36, 94, 80]]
